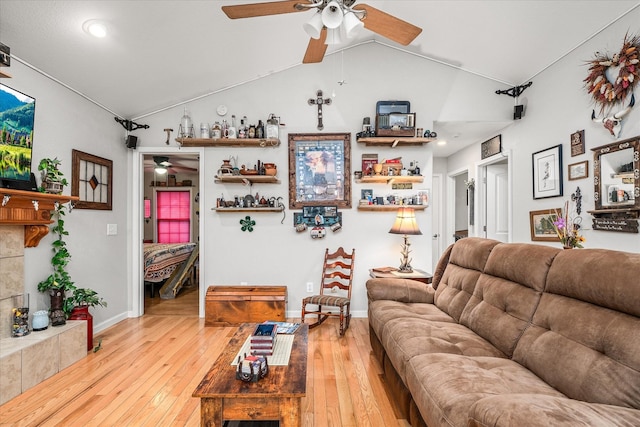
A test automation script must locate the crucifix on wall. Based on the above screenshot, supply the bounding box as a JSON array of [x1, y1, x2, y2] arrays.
[[308, 90, 332, 130]]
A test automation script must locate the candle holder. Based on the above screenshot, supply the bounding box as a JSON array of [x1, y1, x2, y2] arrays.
[[11, 293, 30, 337]]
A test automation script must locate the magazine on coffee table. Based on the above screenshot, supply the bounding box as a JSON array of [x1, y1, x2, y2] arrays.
[[262, 321, 301, 334]]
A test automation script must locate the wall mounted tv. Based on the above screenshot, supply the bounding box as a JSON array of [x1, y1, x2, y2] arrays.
[[0, 83, 37, 191]]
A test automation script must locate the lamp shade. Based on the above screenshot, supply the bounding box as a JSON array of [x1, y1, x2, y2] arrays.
[[343, 11, 364, 38], [389, 207, 422, 235], [303, 12, 324, 39], [322, 1, 344, 29]]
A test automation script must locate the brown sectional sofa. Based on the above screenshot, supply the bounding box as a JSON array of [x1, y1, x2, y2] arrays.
[[366, 237, 640, 426]]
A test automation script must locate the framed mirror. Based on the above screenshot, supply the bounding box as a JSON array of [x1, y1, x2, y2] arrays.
[[592, 136, 640, 217], [288, 133, 351, 209]]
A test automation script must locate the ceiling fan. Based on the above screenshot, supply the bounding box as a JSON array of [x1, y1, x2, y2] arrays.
[[222, 0, 422, 63], [145, 156, 198, 175]]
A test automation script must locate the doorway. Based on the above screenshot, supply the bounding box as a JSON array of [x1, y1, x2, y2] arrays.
[[477, 153, 511, 242], [141, 152, 201, 316], [446, 168, 469, 248]]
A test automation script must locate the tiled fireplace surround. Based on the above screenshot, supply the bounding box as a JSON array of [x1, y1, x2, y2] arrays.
[[0, 225, 86, 405]]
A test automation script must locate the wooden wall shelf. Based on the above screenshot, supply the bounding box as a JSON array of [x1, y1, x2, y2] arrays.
[[357, 204, 427, 212], [357, 137, 434, 147], [0, 69, 11, 78], [212, 206, 284, 213], [356, 176, 423, 184], [0, 189, 78, 247], [176, 137, 280, 147], [214, 175, 279, 184]]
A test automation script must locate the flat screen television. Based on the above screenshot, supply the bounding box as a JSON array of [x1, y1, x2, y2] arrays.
[[0, 83, 37, 191]]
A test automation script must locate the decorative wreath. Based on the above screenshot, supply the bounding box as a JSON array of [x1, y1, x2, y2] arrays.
[[584, 33, 640, 113]]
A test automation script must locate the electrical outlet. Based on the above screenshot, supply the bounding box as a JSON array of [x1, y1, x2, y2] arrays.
[[306, 282, 314, 292]]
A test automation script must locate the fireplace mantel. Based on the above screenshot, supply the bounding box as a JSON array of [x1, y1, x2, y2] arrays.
[[0, 188, 78, 247]]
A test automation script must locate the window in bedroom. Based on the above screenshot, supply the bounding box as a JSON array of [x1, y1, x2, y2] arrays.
[[156, 190, 191, 243]]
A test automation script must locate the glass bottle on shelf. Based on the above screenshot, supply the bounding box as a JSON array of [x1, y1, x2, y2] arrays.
[[239, 118, 246, 138], [227, 115, 237, 138], [256, 120, 264, 139], [414, 161, 420, 176], [248, 124, 256, 139], [266, 114, 279, 140], [179, 107, 194, 138]]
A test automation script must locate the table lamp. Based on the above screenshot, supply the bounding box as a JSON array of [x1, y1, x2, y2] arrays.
[[389, 207, 422, 272]]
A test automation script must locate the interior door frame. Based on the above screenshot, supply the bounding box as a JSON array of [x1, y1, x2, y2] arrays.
[[431, 173, 444, 269], [129, 146, 205, 318], [475, 149, 512, 241], [446, 167, 469, 249]]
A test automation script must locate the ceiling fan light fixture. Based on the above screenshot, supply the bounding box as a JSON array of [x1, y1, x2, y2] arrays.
[[343, 11, 363, 38], [322, 1, 344, 29], [326, 27, 344, 46], [155, 165, 168, 174], [304, 12, 324, 39]]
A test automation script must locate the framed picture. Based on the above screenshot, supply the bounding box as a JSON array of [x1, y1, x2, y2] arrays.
[[289, 133, 351, 208], [417, 189, 430, 207], [71, 149, 113, 210], [481, 135, 502, 159], [570, 130, 585, 157], [532, 144, 563, 199], [568, 160, 589, 180], [529, 208, 561, 241]]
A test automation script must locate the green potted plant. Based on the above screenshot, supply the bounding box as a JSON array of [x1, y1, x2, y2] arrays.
[[67, 288, 107, 351], [38, 157, 68, 194], [37, 202, 74, 326]]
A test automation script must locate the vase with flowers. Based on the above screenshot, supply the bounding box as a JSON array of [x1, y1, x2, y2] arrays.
[[552, 200, 585, 249]]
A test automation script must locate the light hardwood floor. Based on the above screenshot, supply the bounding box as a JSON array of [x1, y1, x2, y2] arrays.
[[0, 299, 408, 426]]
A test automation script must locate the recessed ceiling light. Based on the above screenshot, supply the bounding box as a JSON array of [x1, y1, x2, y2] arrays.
[[82, 20, 108, 38], [437, 140, 447, 146]]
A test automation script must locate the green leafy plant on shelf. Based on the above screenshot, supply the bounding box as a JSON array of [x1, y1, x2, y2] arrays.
[[38, 157, 68, 194]]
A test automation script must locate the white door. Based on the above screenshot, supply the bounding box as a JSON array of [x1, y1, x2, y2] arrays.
[[432, 174, 442, 270], [485, 163, 509, 242]]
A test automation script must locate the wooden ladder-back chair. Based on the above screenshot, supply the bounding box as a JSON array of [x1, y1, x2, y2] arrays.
[[301, 247, 355, 336]]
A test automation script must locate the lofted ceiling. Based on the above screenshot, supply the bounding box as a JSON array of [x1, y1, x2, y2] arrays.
[[1, 1, 639, 157]]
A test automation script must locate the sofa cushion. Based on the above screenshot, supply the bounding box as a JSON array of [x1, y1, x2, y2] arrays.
[[405, 354, 565, 427], [434, 238, 501, 321], [382, 318, 506, 383], [368, 299, 454, 345], [459, 243, 559, 357], [468, 394, 640, 427], [431, 243, 453, 290], [513, 248, 640, 410]]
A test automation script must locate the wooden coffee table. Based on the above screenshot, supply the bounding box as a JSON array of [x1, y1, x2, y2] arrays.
[[193, 323, 308, 426]]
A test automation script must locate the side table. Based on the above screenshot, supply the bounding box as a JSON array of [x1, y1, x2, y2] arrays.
[[369, 268, 433, 284]]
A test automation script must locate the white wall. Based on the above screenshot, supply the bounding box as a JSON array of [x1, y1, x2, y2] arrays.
[[10, 60, 130, 331], [447, 8, 640, 253]]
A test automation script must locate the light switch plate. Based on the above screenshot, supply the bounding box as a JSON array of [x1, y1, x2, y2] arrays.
[[106, 224, 118, 235]]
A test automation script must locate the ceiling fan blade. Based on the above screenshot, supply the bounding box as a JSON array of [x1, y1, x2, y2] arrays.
[[353, 4, 422, 46], [303, 29, 327, 64], [222, 0, 309, 19]]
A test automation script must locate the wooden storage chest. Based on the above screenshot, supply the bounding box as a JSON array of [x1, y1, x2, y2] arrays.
[[205, 285, 287, 326]]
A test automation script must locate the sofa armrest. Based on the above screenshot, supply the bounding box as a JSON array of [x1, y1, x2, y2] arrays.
[[468, 394, 640, 427], [366, 278, 435, 304]]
